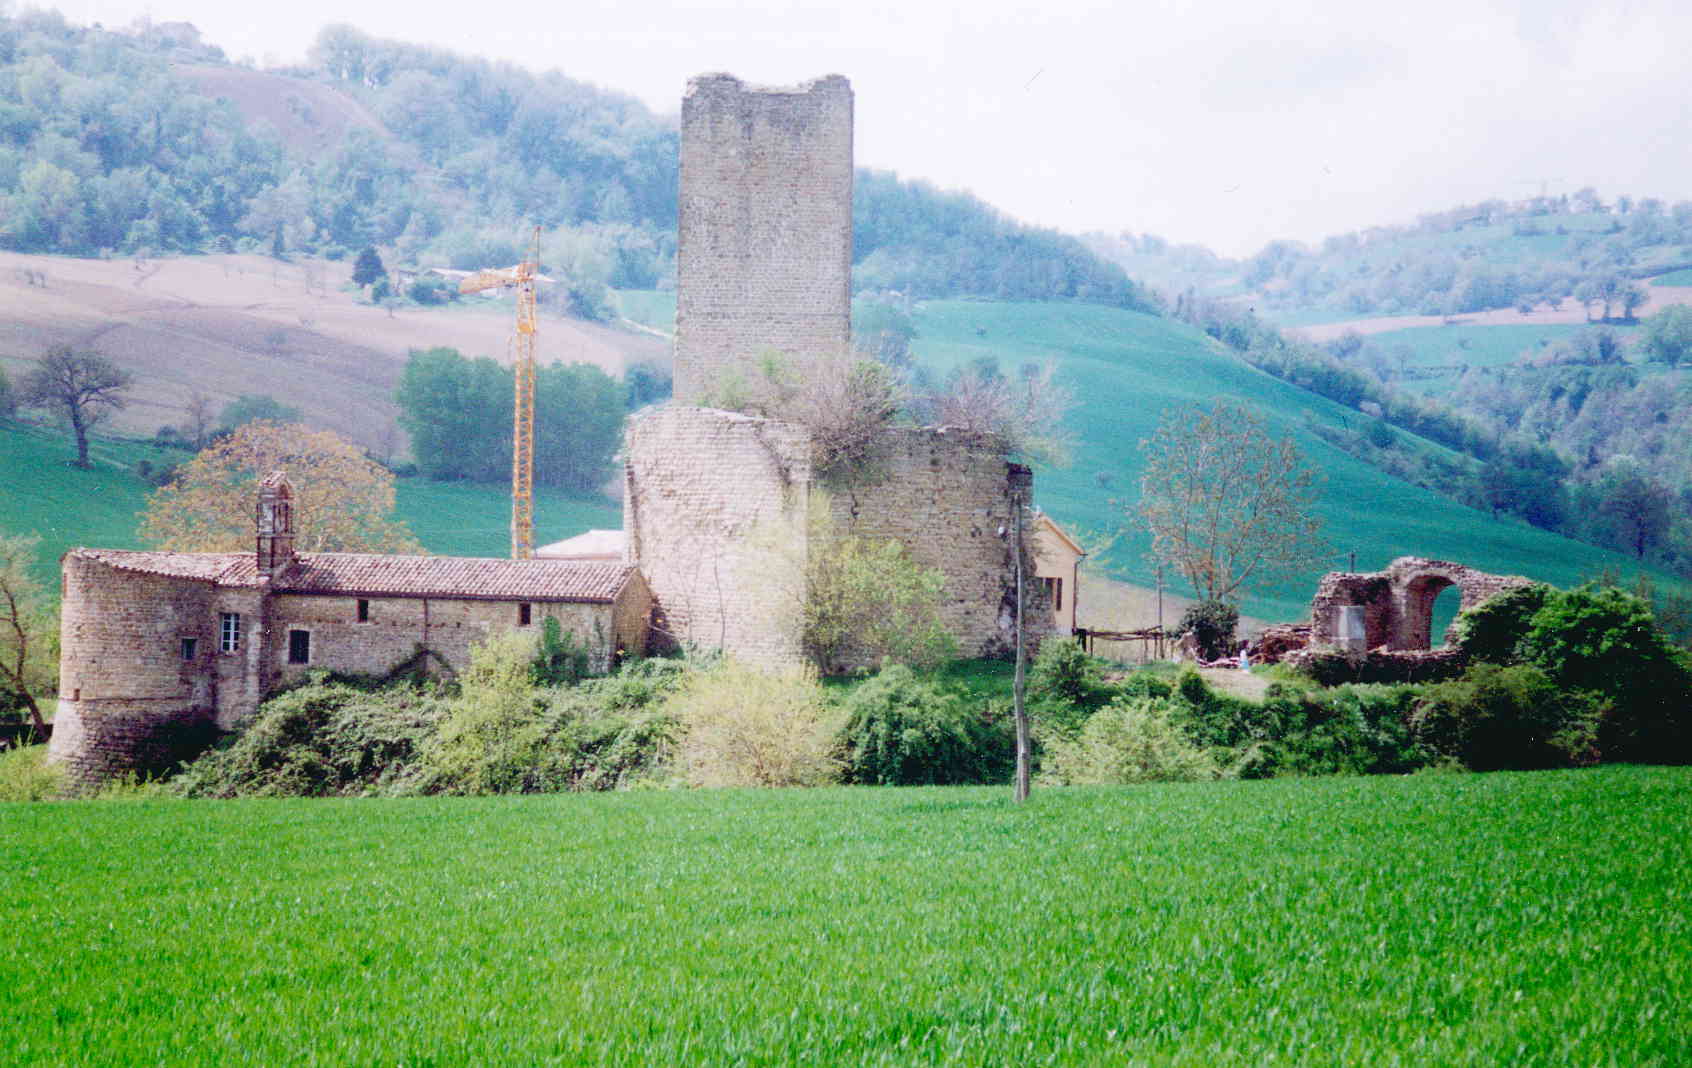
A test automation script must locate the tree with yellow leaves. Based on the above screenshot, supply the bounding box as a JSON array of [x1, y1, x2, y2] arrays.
[[140, 421, 422, 554]]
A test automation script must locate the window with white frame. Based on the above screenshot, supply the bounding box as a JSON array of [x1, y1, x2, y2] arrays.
[[219, 612, 241, 653]]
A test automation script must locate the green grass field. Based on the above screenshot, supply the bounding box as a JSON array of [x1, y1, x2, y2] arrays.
[[4, 767, 1687, 1064], [607, 293, 1674, 621], [1366, 323, 1634, 396], [902, 301, 1668, 620], [1650, 267, 1692, 286]]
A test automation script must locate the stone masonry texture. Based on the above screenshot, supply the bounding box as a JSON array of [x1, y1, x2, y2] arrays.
[[674, 73, 853, 404], [1308, 556, 1534, 652], [50, 549, 648, 789], [625, 406, 1051, 669]]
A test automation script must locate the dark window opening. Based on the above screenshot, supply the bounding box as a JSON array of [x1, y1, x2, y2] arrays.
[[1041, 577, 1063, 611], [288, 629, 311, 665], [357, 598, 370, 623], [519, 602, 532, 626], [180, 637, 197, 661]]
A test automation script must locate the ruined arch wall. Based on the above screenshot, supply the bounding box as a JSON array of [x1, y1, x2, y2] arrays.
[[1311, 557, 1534, 652]]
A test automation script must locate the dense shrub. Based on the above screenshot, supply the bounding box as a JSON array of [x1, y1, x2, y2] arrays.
[[0, 744, 63, 801], [667, 661, 841, 787], [1457, 583, 1692, 763], [531, 617, 591, 687], [1042, 696, 1225, 785], [409, 633, 549, 795], [1454, 583, 1552, 664], [174, 676, 445, 798], [1028, 638, 1113, 735], [1411, 664, 1601, 771], [176, 648, 688, 798], [1269, 684, 1431, 777], [1179, 599, 1239, 661], [836, 665, 1014, 785], [1167, 668, 1282, 751]]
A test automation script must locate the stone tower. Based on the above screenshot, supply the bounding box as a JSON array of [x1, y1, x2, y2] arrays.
[[255, 471, 294, 578], [624, 72, 1049, 668], [673, 73, 854, 403]]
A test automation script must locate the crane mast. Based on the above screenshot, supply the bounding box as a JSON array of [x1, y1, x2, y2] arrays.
[[459, 225, 541, 559]]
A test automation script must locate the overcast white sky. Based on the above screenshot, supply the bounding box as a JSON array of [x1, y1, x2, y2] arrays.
[[53, 0, 1692, 258]]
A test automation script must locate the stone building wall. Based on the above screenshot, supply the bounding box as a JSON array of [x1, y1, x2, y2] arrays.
[[827, 428, 1051, 658], [674, 73, 854, 404], [50, 551, 648, 788], [50, 554, 222, 788], [625, 406, 1049, 667], [268, 593, 635, 686], [1309, 557, 1534, 652], [624, 404, 815, 665]]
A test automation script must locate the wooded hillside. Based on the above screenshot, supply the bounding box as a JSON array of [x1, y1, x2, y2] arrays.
[[0, 12, 1152, 312]]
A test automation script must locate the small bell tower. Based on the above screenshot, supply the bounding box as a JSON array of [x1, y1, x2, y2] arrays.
[[256, 471, 295, 578]]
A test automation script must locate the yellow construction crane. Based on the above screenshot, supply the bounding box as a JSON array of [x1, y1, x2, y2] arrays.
[[458, 225, 541, 560]]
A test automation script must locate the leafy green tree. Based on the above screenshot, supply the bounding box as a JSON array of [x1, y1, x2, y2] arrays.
[[1593, 462, 1672, 559], [20, 346, 132, 467], [1640, 305, 1692, 366], [351, 246, 386, 291], [0, 534, 52, 740], [533, 361, 626, 493], [220, 394, 302, 432], [395, 347, 509, 481]]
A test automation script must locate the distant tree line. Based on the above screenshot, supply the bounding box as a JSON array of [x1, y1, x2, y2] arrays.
[[853, 170, 1162, 312], [395, 347, 624, 493], [0, 13, 1154, 316], [1172, 294, 1692, 575]]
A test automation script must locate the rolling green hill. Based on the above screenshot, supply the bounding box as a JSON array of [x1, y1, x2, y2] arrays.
[[619, 293, 1677, 623], [3, 295, 1676, 625], [911, 301, 1675, 621]]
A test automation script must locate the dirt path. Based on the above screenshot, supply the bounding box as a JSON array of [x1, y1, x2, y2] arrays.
[[1291, 285, 1692, 342], [1197, 666, 1272, 701]]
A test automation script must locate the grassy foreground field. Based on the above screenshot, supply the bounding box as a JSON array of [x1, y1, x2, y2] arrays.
[[5, 767, 1688, 1064]]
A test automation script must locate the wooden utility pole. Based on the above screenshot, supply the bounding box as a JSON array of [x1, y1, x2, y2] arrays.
[[1012, 490, 1031, 803]]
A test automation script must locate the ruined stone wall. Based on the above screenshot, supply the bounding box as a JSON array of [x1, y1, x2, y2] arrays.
[[268, 595, 627, 684], [624, 404, 814, 665], [50, 555, 228, 788], [674, 73, 853, 404], [1309, 557, 1535, 652], [828, 428, 1052, 659], [625, 407, 1048, 666]]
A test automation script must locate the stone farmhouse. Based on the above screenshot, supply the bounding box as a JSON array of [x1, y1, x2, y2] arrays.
[[49, 475, 649, 786], [50, 71, 1054, 786]]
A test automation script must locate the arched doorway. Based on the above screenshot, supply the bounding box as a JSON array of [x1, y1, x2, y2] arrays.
[[1398, 573, 1456, 649]]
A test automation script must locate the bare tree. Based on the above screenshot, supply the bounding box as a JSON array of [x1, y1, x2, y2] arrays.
[[926, 358, 1072, 465], [21, 346, 133, 468], [183, 389, 216, 450], [1139, 400, 1330, 604], [0, 534, 50, 741]]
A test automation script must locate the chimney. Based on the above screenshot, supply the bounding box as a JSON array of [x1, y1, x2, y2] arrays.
[[256, 471, 295, 578]]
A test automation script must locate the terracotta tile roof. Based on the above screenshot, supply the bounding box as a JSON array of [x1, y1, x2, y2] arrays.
[[68, 549, 255, 585], [70, 549, 635, 603]]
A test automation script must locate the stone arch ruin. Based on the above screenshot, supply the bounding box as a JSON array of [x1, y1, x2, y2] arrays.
[[1309, 557, 1533, 652]]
